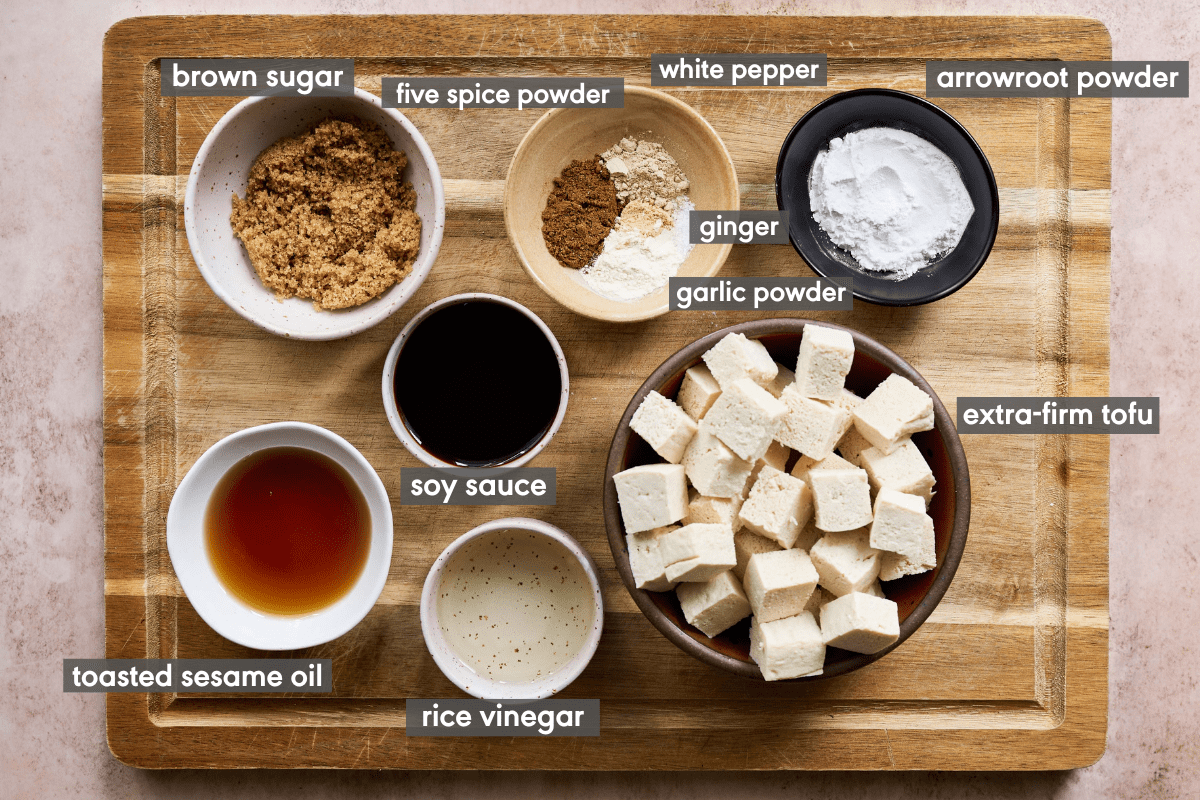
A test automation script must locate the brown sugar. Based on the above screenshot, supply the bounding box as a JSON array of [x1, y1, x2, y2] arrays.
[[229, 116, 422, 310], [541, 156, 623, 269]]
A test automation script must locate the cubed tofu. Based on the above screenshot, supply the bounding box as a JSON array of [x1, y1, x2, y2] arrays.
[[743, 548, 820, 622], [738, 465, 813, 549], [853, 374, 935, 455], [733, 529, 782, 580], [701, 333, 778, 389], [809, 529, 881, 596], [794, 324, 855, 400], [677, 570, 752, 637], [749, 612, 826, 681], [869, 488, 936, 564], [682, 427, 753, 498], [702, 378, 788, 462], [777, 384, 853, 459], [804, 585, 836, 616], [790, 451, 855, 482], [809, 467, 873, 532], [835, 425, 874, 466], [613, 464, 689, 533], [677, 364, 722, 421], [625, 527, 678, 592], [793, 519, 823, 552], [862, 580, 886, 598], [880, 549, 936, 581], [859, 439, 935, 504], [688, 493, 744, 532], [820, 592, 900, 654], [629, 390, 698, 464], [765, 362, 796, 399], [833, 389, 863, 414], [659, 523, 737, 583]]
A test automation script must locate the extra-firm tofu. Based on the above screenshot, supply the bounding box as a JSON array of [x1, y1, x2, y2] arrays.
[[804, 585, 836, 617], [853, 373, 935, 455], [659, 523, 737, 583], [749, 612, 826, 681], [677, 364, 722, 421], [688, 492, 744, 532], [613, 464, 689, 534], [752, 439, 791, 480], [765, 362, 796, 399], [701, 333, 778, 389], [790, 451, 856, 482], [677, 570, 752, 637], [794, 323, 855, 401], [738, 465, 813, 549], [777, 384, 853, 459], [626, 527, 678, 592], [682, 427, 753, 498], [809, 529, 881, 596], [629, 390, 698, 464], [743, 548, 820, 622], [733, 529, 782, 580], [835, 425, 874, 466], [880, 549, 936, 581], [869, 488, 936, 564], [820, 592, 900, 654], [809, 467, 873, 532], [859, 439, 935, 504], [702, 378, 788, 462]]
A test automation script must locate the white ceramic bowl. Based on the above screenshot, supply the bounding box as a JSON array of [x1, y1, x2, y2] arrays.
[[183, 88, 445, 340], [166, 422, 393, 650], [420, 517, 604, 700], [381, 293, 570, 468]]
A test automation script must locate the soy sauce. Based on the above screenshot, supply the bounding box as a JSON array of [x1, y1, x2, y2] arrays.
[[205, 447, 371, 615], [394, 301, 562, 466]]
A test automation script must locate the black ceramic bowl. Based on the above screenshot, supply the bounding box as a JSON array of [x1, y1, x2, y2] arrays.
[[776, 89, 999, 306], [603, 319, 970, 681]]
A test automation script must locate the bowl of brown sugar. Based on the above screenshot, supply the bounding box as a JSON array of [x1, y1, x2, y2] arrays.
[[184, 88, 445, 340], [505, 86, 739, 323]]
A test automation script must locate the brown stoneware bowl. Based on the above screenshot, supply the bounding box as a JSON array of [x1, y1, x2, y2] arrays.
[[603, 318, 970, 681]]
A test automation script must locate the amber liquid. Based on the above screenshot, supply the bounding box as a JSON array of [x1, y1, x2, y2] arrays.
[[205, 447, 371, 616]]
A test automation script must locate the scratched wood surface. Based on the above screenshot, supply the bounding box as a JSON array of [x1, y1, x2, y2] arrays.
[[102, 15, 1110, 769]]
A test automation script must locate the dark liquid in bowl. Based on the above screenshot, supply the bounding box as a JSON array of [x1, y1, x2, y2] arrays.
[[394, 301, 562, 466], [205, 447, 371, 615]]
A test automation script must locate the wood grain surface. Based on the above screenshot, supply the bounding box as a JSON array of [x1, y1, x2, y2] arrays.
[[102, 14, 1111, 769]]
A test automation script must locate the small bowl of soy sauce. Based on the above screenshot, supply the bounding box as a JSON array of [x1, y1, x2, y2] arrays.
[[382, 294, 570, 468]]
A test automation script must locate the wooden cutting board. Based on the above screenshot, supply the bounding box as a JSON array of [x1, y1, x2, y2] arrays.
[[102, 14, 1110, 769]]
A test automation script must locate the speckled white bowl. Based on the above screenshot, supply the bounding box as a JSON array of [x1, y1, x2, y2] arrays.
[[420, 517, 604, 701], [166, 422, 393, 650], [183, 88, 445, 340]]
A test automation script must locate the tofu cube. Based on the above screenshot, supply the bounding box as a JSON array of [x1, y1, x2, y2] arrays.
[[880, 549, 937, 582], [859, 439, 935, 504], [682, 427, 753, 498], [835, 424, 874, 466], [625, 527, 678, 592], [659, 523, 737, 583], [733, 529, 782, 580], [738, 465, 813, 549], [688, 493, 744, 532], [629, 390, 698, 464], [790, 451, 856, 482], [853, 374, 935, 455], [809, 529, 881, 596], [743, 549, 819, 622], [701, 333, 778, 389], [793, 519, 823, 552], [804, 585, 836, 617], [820, 592, 900, 654], [862, 579, 886, 598], [765, 362, 796, 398], [677, 364, 722, 421], [833, 389, 863, 414], [869, 488, 936, 563], [702, 378, 788, 462], [777, 384, 853, 459], [809, 467, 873, 532], [794, 324, 855, 400], [613, 464, 689, 533], [677, 570, 752, 637], [749, 612, 826, 681]]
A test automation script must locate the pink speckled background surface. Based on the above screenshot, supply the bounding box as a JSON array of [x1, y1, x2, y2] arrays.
[[2, 1, 1196, 797]]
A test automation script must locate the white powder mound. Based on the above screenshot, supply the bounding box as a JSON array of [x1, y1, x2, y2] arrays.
[[808, 127, 974, 279]]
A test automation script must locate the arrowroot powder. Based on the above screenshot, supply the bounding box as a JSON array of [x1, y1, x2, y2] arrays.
[[808, 127, 974, 279]]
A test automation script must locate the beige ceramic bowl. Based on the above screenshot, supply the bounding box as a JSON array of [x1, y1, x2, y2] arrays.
[[504, 86, 739, 323]]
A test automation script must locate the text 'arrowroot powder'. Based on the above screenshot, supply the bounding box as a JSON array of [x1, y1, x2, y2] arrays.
[[808, 127, 974, 279]]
